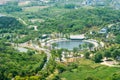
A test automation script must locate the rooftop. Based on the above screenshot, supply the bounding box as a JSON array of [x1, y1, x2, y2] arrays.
[[70, 34, 85, 40]]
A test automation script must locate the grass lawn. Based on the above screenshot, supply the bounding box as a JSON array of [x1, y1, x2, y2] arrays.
[[59, 58, 120, 80]]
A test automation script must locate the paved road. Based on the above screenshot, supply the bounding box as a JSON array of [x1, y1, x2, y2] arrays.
[[34, 45, 51, 69]]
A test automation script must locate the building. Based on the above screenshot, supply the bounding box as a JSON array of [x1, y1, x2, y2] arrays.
[[99, 28, 107, 34], [41, 34, 48, 39], [70, 34, 85, 40]]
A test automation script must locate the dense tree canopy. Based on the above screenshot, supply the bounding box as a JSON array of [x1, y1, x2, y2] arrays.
[[0, 2, 22, 13], [0, 40, 46, 80], [0, 16, 24, 29], [38, 8, 120, 33]]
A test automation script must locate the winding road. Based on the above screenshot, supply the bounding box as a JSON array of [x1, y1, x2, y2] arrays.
[[33, 45, 51, 69]]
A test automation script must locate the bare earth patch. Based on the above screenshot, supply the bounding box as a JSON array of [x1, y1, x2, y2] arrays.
[[101, 58, 120, 67]]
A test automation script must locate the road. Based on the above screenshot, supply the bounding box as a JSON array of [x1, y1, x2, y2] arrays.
[[18, 18, 28, 25], [33, 45, 51, 69], [83, 39, 99, 48]]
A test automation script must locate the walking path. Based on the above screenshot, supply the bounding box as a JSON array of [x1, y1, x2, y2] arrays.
[[83, 39, 99, 48]]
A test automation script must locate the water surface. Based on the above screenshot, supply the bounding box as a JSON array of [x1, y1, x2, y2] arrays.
[[56, 40, 85, 50]]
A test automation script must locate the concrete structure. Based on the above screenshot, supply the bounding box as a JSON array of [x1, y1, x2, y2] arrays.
[[70, 34, 85, 40], [99, 28, 107, 34], [0, 14, 5, 17], [41, 34, 48, 39]]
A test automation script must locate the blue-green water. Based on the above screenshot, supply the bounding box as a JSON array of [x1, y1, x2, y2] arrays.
[[56, 40, 85, 50]]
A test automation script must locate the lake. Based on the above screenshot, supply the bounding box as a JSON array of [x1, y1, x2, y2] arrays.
[[56, 40, 86, 50]]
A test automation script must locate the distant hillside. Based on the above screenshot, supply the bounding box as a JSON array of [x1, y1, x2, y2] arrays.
[[39, 8, 120, 33], [0, 16, 24, 29]]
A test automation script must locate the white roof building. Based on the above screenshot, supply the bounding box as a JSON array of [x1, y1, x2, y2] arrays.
[[70, 34, 85, 40]]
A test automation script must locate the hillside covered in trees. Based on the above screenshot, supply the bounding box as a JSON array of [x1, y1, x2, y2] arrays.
[[0, 16, 24, 29], [39, 8, 120, 33], [0, 40, 46, 80]]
